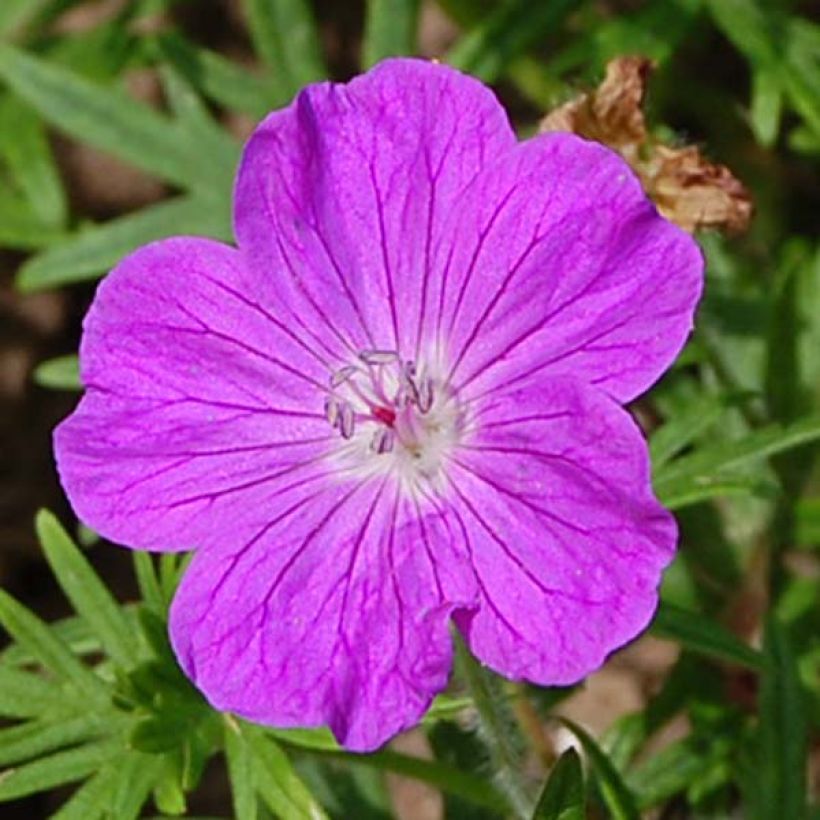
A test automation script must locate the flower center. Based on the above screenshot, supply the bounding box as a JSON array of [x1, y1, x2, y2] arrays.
[[324, 349, 463, 487]]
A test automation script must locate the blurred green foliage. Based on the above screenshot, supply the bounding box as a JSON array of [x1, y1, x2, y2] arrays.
[[1, 0, 819, 817]]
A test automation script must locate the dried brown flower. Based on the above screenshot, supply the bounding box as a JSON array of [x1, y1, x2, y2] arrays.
[[540, 56, 753, 234]]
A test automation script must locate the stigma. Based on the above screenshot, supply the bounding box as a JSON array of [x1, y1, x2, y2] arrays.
[[324, 348, 464, 489]]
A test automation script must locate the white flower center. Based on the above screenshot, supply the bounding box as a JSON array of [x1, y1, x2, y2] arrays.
[[325, 349, 464, 491]]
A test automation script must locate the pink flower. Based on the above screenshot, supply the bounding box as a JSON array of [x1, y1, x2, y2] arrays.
[[55, 59, 703, 751]]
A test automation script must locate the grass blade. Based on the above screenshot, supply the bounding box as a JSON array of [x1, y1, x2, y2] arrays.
[[754, 618, 807, 820], [446, 0, 575, 82], [0, 738, 122, 801], [0, 590, 106, 702], [36, 510, 140, 670], [243, 0, 326, 100], [224, 717, 257, 820], [17, 193, 232, 292], [0, 44, 200, 189], [557, 719, 639, 820], [533, 748, 585, 820], [363, 0, 420, 66], [651, 603, 765, 670], [33, 354, 80, 391]]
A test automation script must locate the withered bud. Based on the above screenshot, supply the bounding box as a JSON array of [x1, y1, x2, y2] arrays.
[[540, 56, 753, 235]]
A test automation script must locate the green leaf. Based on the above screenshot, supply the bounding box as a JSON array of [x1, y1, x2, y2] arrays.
[[17, 193, 232, 292], [0, 738, 122, 801], [649, 394, 728, 468], [243, 0, 326, 100], [224, 717, 257, 820], [446, 0, 575, 81], [159, 66, 239, 194], [651, 602, 765, 669], [0, 589, 107, 702], [0, 95, 67, 227], [36, 510, 140, 670], [153, 33, 275, 117], [533, 748, 585, 820], [33, 354, 80, 391], [707, 0, 778, 65], [246, 727, 327, 820], [0, 44, 201, 189], [755, 619, 807, 820], [0, 712, 125, 767], [750, 67, 783, 146], [0, 667, 64, 719], [0, 0, 53, 39], [627, 732, 733, 809], [293, 744, 509, 814], [654, 415, 820, 507], [0, 187, 65, 250], [50, 763, 120, 820], [363, 0, 421, 66], [107, 751, 166, 820], [133, 553, 165, 614], [556, 719, 640, 820]]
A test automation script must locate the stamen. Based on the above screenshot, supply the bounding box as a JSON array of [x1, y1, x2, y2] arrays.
[[325, 397, 339, 427], [359, 349, 399, 365], [331, 365, 359, 388], [371, 428, 395, 454], [339, 402, 355, 439], [417, 377, 434, 414]]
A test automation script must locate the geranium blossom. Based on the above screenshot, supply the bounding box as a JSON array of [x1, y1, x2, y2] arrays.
[[55, 58, 703, 751]]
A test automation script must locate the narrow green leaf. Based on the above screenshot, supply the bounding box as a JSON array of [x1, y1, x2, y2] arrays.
[[363, 0, 420, 66], [0, 44, 198, 188], [0, 0, 53, 39], [0, 96, 67, 227], [0, 187, 65, 250], [0, 712, 124, 767], [707, 0, 778, 65], [654, 415, 820, 505], [291, 744, 509, 814], [17, 194, 232, 292], [159, 66, 239, 194], [446, 0, 575, 82], [244, 0, 326, 100], [246, 727, 328, 820], [154, 34, 275, 117], [651, 602, 765, 669], [0, 590, 107, 702], [51, 763, 120, 820], [627, 733, 731, 810], [649, 394, 728, 468], [556, 719, 639, 820], [0, 667, 63, 719], [133, 553, 165, 614], [107, 751, 166, 820], [0, 738, 122, 801], [533, 748, 585, 820], [33, 354, 80, 391], [224, 717, 257, 820], [37, 510, 139, 670], [750, 67, 783, 147], [755, 619, 807, 820]]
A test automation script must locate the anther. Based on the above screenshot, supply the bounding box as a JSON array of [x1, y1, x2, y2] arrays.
[[371, 428, 395, 454], [324, 397, 339, 427], [359, 349, 398, 365], [417, 378, 434, 414], [339, 402, 355, 439], [330, 365, 359, 388]]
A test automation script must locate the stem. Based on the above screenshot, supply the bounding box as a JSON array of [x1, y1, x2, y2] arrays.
[[454, 634, 534, 819]]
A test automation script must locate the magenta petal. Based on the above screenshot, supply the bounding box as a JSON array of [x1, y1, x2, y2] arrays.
[[234, 57, 516, 359], [436, 132, 703, 404], [54, 237, 333, 551], [448, 375, 675, 683], [170, 479, 476, 751]]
